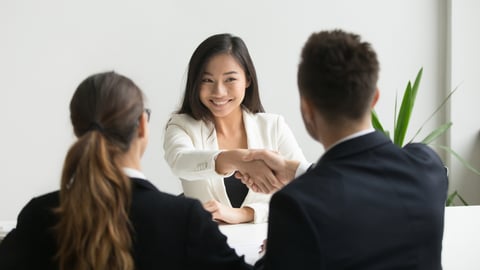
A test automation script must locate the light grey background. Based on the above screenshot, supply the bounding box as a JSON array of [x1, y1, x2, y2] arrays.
[[1, 0, 479, 221]]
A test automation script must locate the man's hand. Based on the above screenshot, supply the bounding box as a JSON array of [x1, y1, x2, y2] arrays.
[[236, 150, 299, 192], [235, 158, 282, 194], [259, 238, 267, 256]]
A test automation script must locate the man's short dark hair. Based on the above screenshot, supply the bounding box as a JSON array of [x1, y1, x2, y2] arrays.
[[297, 29, 380, 123]]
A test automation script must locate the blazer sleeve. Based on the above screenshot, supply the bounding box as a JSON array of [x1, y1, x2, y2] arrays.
[[163, 115, 226, 180], [255, 190, 323, 269], [0, 197, 53, 269], [184, 200, 253, 270], [0, 215, 32, 269]]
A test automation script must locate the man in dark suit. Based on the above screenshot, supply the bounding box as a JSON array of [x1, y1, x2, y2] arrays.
[[253, 30, 448, 269]]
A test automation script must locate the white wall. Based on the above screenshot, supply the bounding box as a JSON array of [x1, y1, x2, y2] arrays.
[[1, 0, 472, 221], [449, 0, 480, 205]]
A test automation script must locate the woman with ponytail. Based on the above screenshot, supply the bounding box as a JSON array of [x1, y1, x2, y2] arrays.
[[0, 71, 252, 270]]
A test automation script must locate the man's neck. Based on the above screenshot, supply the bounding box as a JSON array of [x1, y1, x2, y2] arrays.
[[318, 118, 373, 150]]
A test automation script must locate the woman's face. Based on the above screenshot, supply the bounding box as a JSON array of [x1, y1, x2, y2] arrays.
[[199, 53, 250, 119]]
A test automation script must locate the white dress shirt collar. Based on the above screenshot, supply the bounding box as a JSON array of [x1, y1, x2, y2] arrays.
[[324, 128, 375, 153], [123, 167, 147, 180]]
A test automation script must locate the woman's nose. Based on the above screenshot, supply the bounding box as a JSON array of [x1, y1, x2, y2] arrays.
[[212, 82, 227, 95]]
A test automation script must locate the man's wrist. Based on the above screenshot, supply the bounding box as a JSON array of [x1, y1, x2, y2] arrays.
[[280, 160, 298, 182], [294, 161, 311, 178]]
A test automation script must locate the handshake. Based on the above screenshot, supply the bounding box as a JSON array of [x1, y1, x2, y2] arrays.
[[216, 149, 301, 194]]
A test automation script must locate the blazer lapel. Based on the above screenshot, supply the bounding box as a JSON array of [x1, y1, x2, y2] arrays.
[[201, 120, 217, 150], [198, 119, 232, 205], [241, 111, 270, 204]]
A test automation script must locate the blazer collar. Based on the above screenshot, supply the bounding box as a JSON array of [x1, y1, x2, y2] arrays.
[[131, 177, 158, 191], [243, 110, 261, 149], [318, 131, 391, 164], [203, 119, 217, 149]]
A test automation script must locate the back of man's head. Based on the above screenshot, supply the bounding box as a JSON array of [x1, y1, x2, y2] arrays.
[[297, 29, 379, 124]]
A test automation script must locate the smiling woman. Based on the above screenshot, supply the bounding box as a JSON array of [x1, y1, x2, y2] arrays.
[[163, 33, 309, 225], [199, 53, 249, 119]]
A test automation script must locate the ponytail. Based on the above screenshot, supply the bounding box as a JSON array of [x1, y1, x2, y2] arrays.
[[54, 130, 133, 270]]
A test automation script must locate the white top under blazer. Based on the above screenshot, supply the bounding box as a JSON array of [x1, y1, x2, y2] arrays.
[[163, 110, 308, 223]]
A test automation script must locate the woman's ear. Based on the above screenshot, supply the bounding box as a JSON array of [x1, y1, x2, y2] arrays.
[[246, 76, 251, 89], [137, 112, 148, 138]]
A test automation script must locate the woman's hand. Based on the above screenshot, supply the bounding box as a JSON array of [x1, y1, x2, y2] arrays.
[[236, 149, 299, 193], [215, 149, 282, 193], [236, 158, 283, 194], [203, 199, 254, 224]]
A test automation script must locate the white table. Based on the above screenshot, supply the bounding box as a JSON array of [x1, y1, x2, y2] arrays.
[[441, 205, 480, 270], [219, 223, 268, 265]]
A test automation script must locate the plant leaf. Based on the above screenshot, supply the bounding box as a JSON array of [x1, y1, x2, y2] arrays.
[[446, 190, 458, 206], [435, 145, 480, 175], [445, 190, 468, 206], [411, 67, 423, 98], [393, 81, 412, 146], [371, 110, 390, 139], [420, 122, 452, 145], [394, 68, 423, 146], [456, 192, 469, 206], [411, 86, 459, 142], [385, 130, 390, 139], [393, 91, 398, 135], [371, 110, 384, 131]]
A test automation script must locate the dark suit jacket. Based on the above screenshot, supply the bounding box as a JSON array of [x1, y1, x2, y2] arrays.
[[0, 178, 252, 270], [256, 131, 448, 270]]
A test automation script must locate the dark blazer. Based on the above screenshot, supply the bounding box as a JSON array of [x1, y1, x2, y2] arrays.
[[0, 178, 252, 270], [256, 131, 448, 270]]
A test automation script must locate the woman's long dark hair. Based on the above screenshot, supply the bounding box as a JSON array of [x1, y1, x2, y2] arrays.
[[177, 33, 265, 122], [54, 71, 145, 270]]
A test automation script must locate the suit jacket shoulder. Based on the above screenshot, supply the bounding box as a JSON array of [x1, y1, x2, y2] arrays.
[[259, 132, 448, 270]]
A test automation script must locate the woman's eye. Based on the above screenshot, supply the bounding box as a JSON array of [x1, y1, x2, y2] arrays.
[[225, 77, 237, 82], [201, 78, 213, 83]]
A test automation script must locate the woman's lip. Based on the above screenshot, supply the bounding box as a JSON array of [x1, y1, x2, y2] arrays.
[[211, 99, 231, 105]]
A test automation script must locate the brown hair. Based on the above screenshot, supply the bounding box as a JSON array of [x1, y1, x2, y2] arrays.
[[177, 33, 264, 122], [297, 29, 379, 123], [54, 71, 144, 270]]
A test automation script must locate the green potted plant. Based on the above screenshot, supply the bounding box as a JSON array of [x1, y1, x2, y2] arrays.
[[371, 68, 479, 206]]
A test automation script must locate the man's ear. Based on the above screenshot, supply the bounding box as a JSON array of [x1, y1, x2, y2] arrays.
[[371, 88, 380, 108], [300, 96, 314, 125], [300, 96, 321, 140]]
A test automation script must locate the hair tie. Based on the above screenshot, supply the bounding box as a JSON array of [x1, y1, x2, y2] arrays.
[[88, 122, 104, 133]]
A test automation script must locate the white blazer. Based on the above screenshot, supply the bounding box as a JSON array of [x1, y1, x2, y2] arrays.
[[163, 110, 307, 223]]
